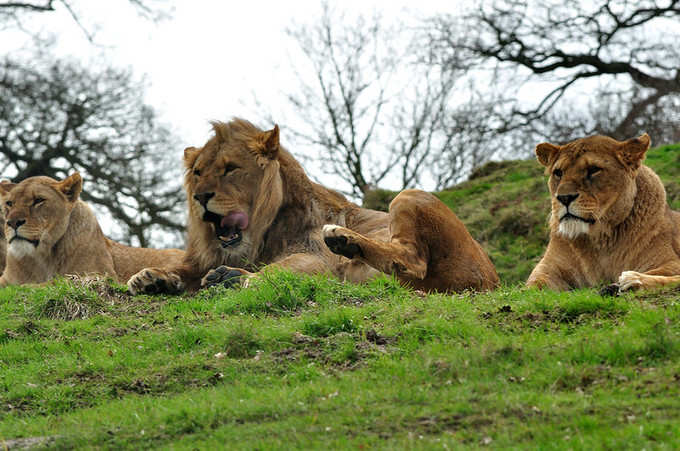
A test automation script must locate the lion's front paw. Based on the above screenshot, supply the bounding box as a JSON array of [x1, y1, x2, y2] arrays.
[[127, 268, 184, 295], [322, 224, 363, 259], [617, 270, 644, 292], [201, 265, 247, 289]]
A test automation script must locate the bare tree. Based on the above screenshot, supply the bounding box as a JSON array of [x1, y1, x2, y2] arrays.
[[0, 0, 171, 42], [0, 57, 184, 247], [0, 0, 181, 248], [428, 0, 680, 145], [279, 3, 468, 198]]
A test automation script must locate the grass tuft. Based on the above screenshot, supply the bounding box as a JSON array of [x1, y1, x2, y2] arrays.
[[221, 326, 262, 358], [28, 278, 106, 320], [301, 308, 360, 337]]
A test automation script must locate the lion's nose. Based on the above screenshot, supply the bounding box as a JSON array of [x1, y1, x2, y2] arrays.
[[193, 192, 215, 207], [557, 194, 579, 207], [7, 218, 25, 230]]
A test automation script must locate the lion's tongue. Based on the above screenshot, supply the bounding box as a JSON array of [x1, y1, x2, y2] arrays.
[[220, 212, 248, 230]]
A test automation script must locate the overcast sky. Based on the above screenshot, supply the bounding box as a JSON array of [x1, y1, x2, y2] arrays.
[[4, 0, 458, 161]]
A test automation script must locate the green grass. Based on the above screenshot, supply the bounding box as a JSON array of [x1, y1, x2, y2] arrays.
[[0, 144, 677, 449], [1, 274, 680, 449]]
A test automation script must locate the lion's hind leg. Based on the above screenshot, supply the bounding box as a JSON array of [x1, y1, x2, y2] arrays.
[[322, 223, 428, 282]]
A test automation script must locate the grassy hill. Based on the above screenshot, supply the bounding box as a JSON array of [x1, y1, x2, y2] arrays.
[[0, 144, 678, 449]]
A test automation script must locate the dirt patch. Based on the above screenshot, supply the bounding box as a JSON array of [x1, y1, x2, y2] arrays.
[[0, 436, 58, 449], [365, 328, 398, 345], [482, 304, 626, 329], [468, 160, 515, 180], [270, 331, 392, 370], [2, 320, 46, 342], [412, 413, 493, 434]]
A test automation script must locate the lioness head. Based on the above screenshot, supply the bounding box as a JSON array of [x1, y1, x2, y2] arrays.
[[184, 119, 284, 266], [535, 134, 650, 240], [0, 173, 83, 258]]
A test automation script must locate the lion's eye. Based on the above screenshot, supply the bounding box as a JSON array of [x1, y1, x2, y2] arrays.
[[553, 169, 563, 178], [586, 166, 601, 178], [33, 197, 45, 206], [5, 201, 12, 207], [193, 169, 201, 176], [223, 164, 239, 176]]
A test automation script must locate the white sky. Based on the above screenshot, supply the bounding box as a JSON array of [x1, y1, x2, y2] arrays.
[[4, 0, 460, 164], [1, 0, 467, 243], [4, 0, 670, 244]]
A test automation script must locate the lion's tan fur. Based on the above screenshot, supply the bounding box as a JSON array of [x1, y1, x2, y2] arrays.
[[0, 209, 5, 275], [0, 174, 184, 286], [527, 134, 680, 291], [128, 118, 499, 294]]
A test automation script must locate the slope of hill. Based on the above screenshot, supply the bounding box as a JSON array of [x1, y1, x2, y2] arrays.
[[0, 144, 677, 449]]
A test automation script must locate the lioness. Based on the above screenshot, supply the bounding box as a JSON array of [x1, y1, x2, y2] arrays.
[[127, 118, 499, 294], [527, 133, 680, 292], [0, 173, 185, 286]]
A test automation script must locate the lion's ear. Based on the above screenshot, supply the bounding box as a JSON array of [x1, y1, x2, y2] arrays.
[[55, 172, 83, 202], [183, 146, 200, 169], [535, 142, 560, 167], [0, 180, 16, 196], [620, 133, 650, 169], [260, 124, 280, 160]]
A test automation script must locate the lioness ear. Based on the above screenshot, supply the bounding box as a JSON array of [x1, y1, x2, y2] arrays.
[[183, 146, 200, 169], [0, 180, 16, 196], [56, 172, 83, 202], [620, 133, 651, 169], [260, 124, 280, 160], [535, 142, 560, 167]]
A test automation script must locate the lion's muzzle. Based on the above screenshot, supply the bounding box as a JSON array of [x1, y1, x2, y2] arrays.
[[202, 210, 249, 248]]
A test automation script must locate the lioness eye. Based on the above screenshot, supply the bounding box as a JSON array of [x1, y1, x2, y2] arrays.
[[193, 169, 201, 176], [223, 163, 239, 176], [5, 201, 12, 207], [33, 197, 45, 205], [586, 166, 601, 178], [553, 169, 563, 178]]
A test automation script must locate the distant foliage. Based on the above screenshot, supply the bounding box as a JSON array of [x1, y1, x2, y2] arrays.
[[0, 57, 184, 247], [428, 0, 680, 146]]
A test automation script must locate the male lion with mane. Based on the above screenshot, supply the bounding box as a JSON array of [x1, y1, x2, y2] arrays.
[[0, 173, 184, 286], [127, 118, 499, 294], [527, 133, 680, 292]]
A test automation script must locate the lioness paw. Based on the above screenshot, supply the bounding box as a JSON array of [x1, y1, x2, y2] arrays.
[[127, 268, 184, 295], [201, 265, 247, 289], [617, 271, 644, 292], [323, 224, 363, 259]]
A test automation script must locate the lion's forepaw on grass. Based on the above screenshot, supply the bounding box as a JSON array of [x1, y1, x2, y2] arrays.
[[200, 265, 248, 289], [127, 268, 184, 295]]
